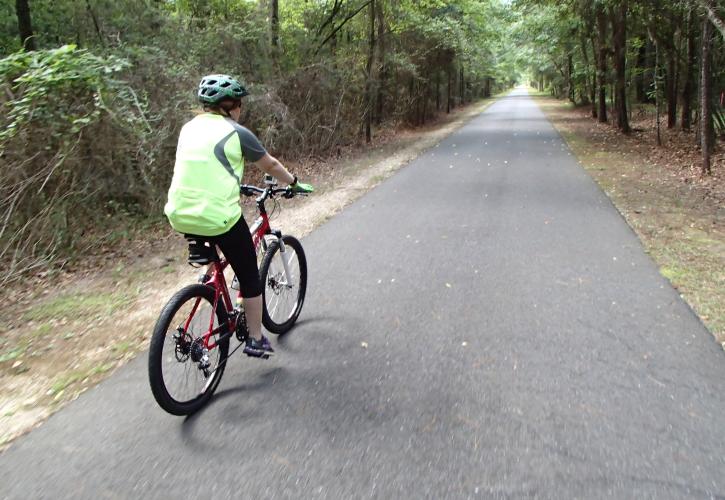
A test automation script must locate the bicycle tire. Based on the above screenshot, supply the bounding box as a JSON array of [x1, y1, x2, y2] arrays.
[[260, 235, 307, 334], [148, 284, 229, 415]]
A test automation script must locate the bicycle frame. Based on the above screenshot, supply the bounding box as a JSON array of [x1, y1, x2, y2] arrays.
[[190, 192, 285, 351]]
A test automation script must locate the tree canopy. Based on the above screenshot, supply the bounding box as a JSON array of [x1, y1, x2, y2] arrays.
[[0, 0, 722, 281]]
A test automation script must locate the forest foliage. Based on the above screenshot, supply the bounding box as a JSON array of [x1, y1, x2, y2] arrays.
[[513, 0, 724, 170], [0, 0, 722, 282], [0, 0, 517, 281]]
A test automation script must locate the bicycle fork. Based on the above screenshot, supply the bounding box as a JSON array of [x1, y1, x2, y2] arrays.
[[276, 237, 294, 285], [268, 230, 293, 285]]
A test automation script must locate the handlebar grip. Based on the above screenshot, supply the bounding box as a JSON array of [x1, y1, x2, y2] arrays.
[[240, 185, 260, 197]]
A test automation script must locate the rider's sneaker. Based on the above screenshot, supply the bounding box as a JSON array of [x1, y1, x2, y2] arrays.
[[244, 335, 274, 359]]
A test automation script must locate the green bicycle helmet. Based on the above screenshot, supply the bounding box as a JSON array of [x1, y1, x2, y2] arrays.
[[198, 74, 249, 105]]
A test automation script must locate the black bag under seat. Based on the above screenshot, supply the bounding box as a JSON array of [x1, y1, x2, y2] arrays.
[[185, 237, 219, 266]]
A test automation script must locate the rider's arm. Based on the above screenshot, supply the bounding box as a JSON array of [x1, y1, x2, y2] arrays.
[[256, 153, 314, 194], [228, 120, 297, 186], [253, 153, 296, 185]]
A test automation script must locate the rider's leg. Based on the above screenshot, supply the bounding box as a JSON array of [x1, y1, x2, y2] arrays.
[[243, 294, 263, 341], [211, 218, 270, 355], [242, 291, 274, 357]]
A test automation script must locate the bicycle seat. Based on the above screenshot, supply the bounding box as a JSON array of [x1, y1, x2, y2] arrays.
[[184, 237, 219, 266]]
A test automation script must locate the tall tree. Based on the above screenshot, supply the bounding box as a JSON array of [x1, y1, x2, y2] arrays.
[[700, 16, 713, 175], [595, 4, 609, 123], [460, 65, 465, 105], [365, 0, 376, 143], [15, 0, 35, 51], [611, 1, 630, 133], [271, 0, 280, 64], [680, 6, 697, 131], [85, 0, 105, 46], [578, 19, 596, 115], [589, 34, 599, 118], [375, 0, 386, 124], [663, 7, 681, 129], [653, 36, 663, 145], [447, 65, 453, 113]]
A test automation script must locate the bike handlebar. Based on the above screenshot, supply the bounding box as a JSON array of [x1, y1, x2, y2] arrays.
[[240, 184, 306, 201]]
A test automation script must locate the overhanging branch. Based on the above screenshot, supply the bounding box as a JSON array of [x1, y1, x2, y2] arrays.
[[315, 0, 373, 56], [697, 0, 725, 40]]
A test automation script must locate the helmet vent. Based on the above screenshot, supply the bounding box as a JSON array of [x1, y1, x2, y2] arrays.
[[198, 74, 247, 104]]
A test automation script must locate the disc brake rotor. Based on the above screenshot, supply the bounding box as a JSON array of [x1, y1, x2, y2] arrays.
[[174, 329, 192, 362]]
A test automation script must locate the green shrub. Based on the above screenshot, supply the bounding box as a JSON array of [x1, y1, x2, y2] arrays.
[[0, 45, 160, 280]]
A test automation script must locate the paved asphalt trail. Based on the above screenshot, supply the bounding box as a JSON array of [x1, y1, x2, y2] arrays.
[[3, 88, 725, 499]]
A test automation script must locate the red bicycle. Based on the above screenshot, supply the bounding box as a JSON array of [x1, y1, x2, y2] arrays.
[[148, 177, 308, 415]]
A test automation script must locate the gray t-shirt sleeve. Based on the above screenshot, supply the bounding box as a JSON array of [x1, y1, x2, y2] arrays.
[[228, 119, 267, 163]]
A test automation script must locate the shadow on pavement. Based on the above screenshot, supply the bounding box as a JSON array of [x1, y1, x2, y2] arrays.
[[178, 367, 284, 447], [275, 314, 350, 347]]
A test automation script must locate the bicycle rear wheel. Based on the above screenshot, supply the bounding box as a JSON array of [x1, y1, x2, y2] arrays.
[[260, 235, 307, 334], [148, 284, 229, 415]]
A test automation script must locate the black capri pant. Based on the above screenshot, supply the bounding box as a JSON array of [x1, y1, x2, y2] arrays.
[[192, 216, 263, 298]]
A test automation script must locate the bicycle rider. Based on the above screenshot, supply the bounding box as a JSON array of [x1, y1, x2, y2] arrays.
[[164, 74, 313, 358]]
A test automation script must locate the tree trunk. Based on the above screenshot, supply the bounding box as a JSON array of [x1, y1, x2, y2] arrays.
[[567, 53, 575, 103], [86, 0, 105, 46], [436, 72, 441, 111], [447, 67, 452, 113], [681, 7, 696, 131], [611, 2, 630, 133], [590, 36, 598, 117], [655, 41, 662, 146], [666, 49, 678, 128], [635, 43, 647, 103], [15, 0, 35, 51], [421, 82, 429, 124], [459, 65, 465, 105], [579, 28, 593, 107], [596, 6, 609, 123], [270, 0, 280, 64], [700, 18, 713, 175], [364, 0, 375, 143], [375, 0, 385, 124]]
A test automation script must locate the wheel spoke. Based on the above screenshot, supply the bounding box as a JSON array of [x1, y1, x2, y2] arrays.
[[266, 249, 299, 323], [261, 237, 306, 334], [159, 296, 221, 404]]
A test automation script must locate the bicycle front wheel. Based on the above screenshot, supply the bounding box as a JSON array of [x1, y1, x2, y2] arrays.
[[148, 284, 229, 415], [260, 235, 307, 334]]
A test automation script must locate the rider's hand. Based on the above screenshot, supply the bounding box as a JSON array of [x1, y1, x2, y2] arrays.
[[290, 178, 314, 194]]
